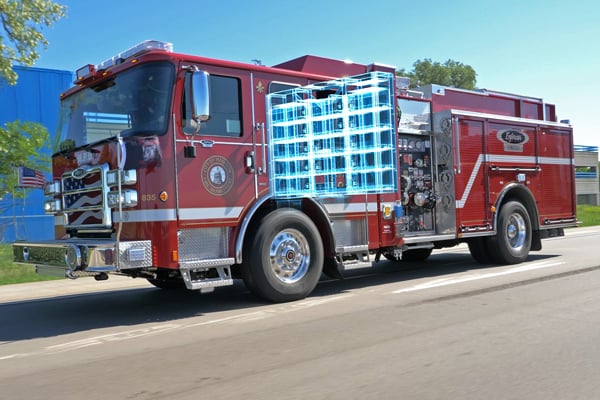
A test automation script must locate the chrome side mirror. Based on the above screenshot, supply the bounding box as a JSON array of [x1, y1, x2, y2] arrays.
[[183, 69, 210, 135], [192, 70, 210, 122]]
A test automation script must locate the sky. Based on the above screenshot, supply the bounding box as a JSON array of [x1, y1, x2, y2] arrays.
[[32, 0, 600, 150]]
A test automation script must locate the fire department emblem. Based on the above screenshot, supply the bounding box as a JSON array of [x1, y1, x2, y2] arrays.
[[202, 156, 234, 196]]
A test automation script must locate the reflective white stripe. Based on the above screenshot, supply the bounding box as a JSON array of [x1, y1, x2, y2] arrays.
[[114, 209, 177, 223], [179, 207, 243, 220], [538, 156, 573, 165], [456, 154, 485, 209], [456, 153, 573, 209], [324, 202, 378, 214], [112, 207, 244, 222]]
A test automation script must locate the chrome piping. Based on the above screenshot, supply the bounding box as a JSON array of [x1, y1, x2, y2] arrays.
[[250, 71, 259, 198], [115, 134, 123, 269], [172, 113, 181, 218], [453, 116, 461, 174], [260, 122, 267, 175]]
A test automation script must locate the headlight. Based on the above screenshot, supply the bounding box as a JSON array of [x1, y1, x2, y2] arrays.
[[44, 199, 62, 214], [64, 244, 82, 269], [44, 181, 61, 195], [107, 190, 138, 208], [106, 169, 137, 186]]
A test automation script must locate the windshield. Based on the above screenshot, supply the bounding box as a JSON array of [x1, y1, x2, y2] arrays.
[[54, 61, 175, 154]]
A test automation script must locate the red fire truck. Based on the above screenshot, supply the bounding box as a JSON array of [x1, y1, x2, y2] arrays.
[[13, 40, 576, 302]]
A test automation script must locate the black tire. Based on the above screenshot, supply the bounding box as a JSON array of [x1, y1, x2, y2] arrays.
[[467, 237, 493, 264], [242, 208, 324, 302], [147, 278, 186, 289], [487, 201, 532, 264]]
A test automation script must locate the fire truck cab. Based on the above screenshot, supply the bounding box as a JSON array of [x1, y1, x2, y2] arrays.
[[13, 41, 576, 302]]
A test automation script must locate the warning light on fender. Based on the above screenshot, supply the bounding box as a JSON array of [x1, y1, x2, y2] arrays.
[[159, 191, 168, 202]]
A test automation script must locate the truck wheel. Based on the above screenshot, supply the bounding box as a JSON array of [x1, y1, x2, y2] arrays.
[[242, 208, 324, 302], [487, 201, 532, 264], [467, 237, 492, 264]]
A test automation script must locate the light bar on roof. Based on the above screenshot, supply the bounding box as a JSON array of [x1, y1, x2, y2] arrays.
[[76, 64, 96, 81], [97, 40, 174, 70]]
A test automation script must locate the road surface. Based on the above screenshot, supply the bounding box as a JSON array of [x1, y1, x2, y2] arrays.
[[1, 226, 599, 399]]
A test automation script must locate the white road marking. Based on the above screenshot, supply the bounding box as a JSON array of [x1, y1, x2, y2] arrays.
[[187, 294, 353, 327], [44, 324, 181, 353], [0, 353, 33, 360], [0, 294, 352, 361], [392, 261, 564, 294]]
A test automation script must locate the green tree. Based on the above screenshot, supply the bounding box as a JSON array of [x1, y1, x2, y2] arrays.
[[0, 121, 49, 195], [397, 58, 477, 90], [0, 0, 66, 197], [0, 0, 66, 85]]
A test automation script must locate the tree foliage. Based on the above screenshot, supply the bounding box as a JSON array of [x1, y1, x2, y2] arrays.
[[0, 121, 50, 196], [0, 0, 65, 197], [397, 58, 477, 90], [0, 0, 66, 85]]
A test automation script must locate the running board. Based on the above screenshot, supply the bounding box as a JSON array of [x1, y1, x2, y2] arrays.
[[180, 258, 234, 292], [341, 260, 373, 271], [336, 245, 373, 271]]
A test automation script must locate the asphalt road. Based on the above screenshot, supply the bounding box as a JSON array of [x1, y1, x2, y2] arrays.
[[1, 226, 600, 400]]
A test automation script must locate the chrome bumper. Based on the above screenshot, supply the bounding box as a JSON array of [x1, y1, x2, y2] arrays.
[[13, 239, 152, 277]]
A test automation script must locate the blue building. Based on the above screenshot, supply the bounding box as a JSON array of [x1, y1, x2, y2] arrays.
[[0, 66, 73, 243]]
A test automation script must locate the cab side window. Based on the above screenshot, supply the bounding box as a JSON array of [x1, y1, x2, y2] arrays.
[[268, 82, 300, 105], [183, 74, 243, 137]]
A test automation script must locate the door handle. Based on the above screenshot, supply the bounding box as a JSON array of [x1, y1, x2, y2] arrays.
[[245, 151, 256, 174]]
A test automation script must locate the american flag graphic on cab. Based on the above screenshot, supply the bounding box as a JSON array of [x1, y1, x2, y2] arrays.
[[62, 174, 103, 226]]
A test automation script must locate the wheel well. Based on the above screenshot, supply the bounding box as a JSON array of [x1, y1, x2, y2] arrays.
[[495, 184, 541, 251], [236, 197, 335, 265]]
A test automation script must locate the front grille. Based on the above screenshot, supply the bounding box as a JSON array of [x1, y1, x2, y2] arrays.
[[62, 163, 111, 229]]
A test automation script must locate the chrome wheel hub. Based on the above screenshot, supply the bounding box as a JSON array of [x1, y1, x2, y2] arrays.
[[269, 228, 310, 284], [506, 213, 526, 250]]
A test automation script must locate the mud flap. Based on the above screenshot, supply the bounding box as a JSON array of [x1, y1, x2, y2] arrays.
[[323, 257, 344, 279], [531, 230, 542, 251]]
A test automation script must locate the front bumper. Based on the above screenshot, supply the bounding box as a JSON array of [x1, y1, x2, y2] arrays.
[[13, 239, 152, 277]]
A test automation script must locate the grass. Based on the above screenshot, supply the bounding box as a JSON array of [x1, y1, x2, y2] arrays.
[[1, 205, 600, 285], [0, 244, 60, 285], [576, 204, 600, 227]]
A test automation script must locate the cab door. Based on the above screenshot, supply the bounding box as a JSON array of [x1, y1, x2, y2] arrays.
[[174, 65, 256, 238]]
